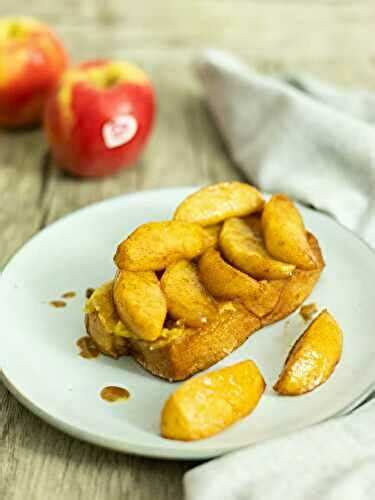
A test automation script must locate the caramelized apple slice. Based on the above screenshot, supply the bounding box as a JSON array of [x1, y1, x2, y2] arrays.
[[161, 260, 217, 327], [198, 247, 280, 317], [161, 360, 265, 440], [174, 182, 264, 226], [262, 194, 317, 270], [274, 309, 343, 395], [114, 221, 213, 272], [220, 217, 295, 280], [113, 270, 167, 341]]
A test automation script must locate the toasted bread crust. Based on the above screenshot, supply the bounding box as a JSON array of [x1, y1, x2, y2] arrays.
[[130, 303, 260, 381], [86, 232, 324, 381], [85, 312, 130, 358], [261, 232, 324, 326]]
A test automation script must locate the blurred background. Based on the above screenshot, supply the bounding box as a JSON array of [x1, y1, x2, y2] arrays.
[[1, 1, 374, 272]]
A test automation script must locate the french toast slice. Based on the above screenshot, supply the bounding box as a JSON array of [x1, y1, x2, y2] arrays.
[[85, 232, 324, 381], [129, 302, 260, 381]]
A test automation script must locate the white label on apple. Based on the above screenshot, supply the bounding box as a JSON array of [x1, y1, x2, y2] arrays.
[[102, 115, 138, 149]]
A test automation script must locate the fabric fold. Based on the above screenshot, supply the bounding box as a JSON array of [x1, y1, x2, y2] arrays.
[[195, 49, 375, 245], [184, 49, 375, 500]]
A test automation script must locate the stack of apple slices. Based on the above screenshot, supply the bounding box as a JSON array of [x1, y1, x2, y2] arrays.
[[84, 182, 343, 440]]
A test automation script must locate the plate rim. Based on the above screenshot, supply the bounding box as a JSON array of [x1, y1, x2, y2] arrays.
[[1, 186, 375, 460], [0, 367, 372, 460]]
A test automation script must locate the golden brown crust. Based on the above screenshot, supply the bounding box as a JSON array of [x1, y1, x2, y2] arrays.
[[130, 302, 260, 381], [85, 312, 130, 359]]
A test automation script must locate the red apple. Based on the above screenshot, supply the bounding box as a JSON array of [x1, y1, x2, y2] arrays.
[[44, 60, 155, 177], [0, 16, 68, 128]]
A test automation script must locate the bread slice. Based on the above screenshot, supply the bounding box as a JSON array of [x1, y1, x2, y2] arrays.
[[85, 232, 324, 381], [130, 302, 260, 381], [85, 312, 130, 359]]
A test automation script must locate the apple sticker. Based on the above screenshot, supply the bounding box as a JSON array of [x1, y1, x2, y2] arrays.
[[102, 114, 138, 149]]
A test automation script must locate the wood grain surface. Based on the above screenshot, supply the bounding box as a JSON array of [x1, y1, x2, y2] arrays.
[[1, 1, 374, 499]]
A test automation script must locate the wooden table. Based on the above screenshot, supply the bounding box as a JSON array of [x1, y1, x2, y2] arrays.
[[1, 1, 374, 498]]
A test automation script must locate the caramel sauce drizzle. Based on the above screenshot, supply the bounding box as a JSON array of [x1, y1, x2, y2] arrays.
[[76, 336, 100, 359], [100, 386, 130, 403], [86, 288, 95, 299], [49, 300, 66, 308]]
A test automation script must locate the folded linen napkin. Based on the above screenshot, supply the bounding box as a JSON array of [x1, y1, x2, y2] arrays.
[[195, 49, 375, 247], [184, 398, 375, 500], [183, 50, 375, 500]]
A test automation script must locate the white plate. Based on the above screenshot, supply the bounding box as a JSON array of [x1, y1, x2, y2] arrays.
[[1, 187, 375, 460]]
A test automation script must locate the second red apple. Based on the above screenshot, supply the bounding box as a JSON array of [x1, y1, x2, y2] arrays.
[[44, 60, 155, 177], [0, 16, 68, 128]]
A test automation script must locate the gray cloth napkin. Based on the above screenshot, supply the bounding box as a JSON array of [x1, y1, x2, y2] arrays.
[[184, 399, 375, 500], [195, 49, 375, 247], [183, 50, 375, 500]]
